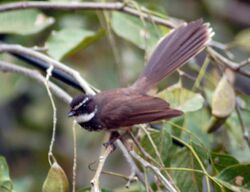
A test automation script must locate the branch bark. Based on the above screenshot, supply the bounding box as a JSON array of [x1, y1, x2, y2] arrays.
[[0, 1, 181, 28], [207, 47, 250, 78], [90, 144, 114, 192], [116, 140, 145, 188], [0, 43, 95, 95]]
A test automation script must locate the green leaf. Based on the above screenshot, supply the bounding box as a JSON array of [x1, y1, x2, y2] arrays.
[[170, 149, 203, 192], [191, 142, 209, 162], [225, 111, 250, 163], [47, 28, 104, 60], [0, 156, 13, 192], [42, 161, 69, 192], [141, 128, 173, 165], [159, 85, 205, 113], [0, 10, 54, 35], [212, 74, 235, 118], [111, 12, 169, 50], [216, 164, 250, 191], [211, 153, 239, 172], [234, 29, 250, 52], [183, 109, 210, 147]]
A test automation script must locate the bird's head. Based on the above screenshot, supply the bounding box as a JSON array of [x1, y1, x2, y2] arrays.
[[68, 95, 97, 123]]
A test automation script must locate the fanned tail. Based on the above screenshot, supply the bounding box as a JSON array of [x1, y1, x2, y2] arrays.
[[132, 19, 213, 92]]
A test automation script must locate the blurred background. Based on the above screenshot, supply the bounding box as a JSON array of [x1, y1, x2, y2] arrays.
[[0, 0, 250, 191]]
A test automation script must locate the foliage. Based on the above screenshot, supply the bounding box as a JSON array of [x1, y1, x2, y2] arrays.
[[0, 0, 250, 192], [0, 156, 13, 192]]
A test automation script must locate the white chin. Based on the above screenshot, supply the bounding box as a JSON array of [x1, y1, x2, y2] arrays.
[[75, 110, 96, 123]]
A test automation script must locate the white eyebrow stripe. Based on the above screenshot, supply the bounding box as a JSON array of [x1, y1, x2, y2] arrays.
[[73, 97, 89, 110]]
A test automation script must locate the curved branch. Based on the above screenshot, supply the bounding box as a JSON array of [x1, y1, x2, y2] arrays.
[[0, 43, 95, 95], [207, 47, 250, 78]]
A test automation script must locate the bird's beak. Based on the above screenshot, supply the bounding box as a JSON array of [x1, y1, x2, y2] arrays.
[[68, 110, 76, 117]]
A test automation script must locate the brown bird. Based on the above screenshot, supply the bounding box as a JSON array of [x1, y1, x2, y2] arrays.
[[68, 20, 212, 133]]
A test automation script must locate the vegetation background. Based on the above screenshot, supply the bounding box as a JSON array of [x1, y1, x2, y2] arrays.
[[0, 0, 250, 191]]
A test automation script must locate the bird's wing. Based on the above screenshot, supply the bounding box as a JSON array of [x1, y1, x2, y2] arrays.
[[98, 94, 182, 130]]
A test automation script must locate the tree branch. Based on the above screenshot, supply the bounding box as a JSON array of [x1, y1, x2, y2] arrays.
[[0, 43, 95, 95], [116, 139, 145, 188], [90, 144, 114, 192], [0, 1, 180, 28], [207, 47, 250, 78]]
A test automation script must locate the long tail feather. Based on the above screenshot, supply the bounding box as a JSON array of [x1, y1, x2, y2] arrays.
[[132, 19, 213, 92]]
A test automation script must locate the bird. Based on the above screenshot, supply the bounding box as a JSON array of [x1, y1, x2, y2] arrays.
[[68, 19, 213, 133]]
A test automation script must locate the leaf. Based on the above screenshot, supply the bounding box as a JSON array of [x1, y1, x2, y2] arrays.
[[42, 161, 69, 192], [234, 29, 250, 52], [183, 108, 210, 147], [141, 128, 173, 165], [191, 142, 209, 162], [0, 10, 54, 35], [212, 74, 235, 118], [158, 85, 205, 113], [111, 12, 169, 50], [170, 148, 203, 192], [46, 28, 104, 60], [225, 111, 250, 162], [211, 153, 239, 172], [216, 164, 250, 191], [0, 156, 13, 192]]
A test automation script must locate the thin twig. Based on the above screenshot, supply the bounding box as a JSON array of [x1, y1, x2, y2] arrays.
[[239, 57, 250, 68], [128, 131, 161, 167], [209, 40, 234, 59], [129, 150, 177, 192], [98, 170, 137, 182], [0, 1, 178, 28], [72, 121, 77, 192], [90, 144, 114, 192], [207, 47, 250, 78], [0, 60, 71, 103], [116, 139, 144, 188], [44, 65, 58, 166], [141, 125, 164, 166]]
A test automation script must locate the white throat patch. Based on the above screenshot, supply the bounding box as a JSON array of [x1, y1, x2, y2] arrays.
[[75, 108, 97, 123]]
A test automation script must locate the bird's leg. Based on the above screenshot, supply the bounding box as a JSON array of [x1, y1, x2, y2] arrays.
[[103, 131, 121, 150], [103, 127, 133, 150]]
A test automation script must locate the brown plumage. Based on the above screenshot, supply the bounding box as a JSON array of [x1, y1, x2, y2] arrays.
[[68, 19, 213, 132], [132, 19, 211, 92]]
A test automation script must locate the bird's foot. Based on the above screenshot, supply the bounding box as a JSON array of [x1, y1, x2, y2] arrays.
[[103, 131, 121, 151]]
